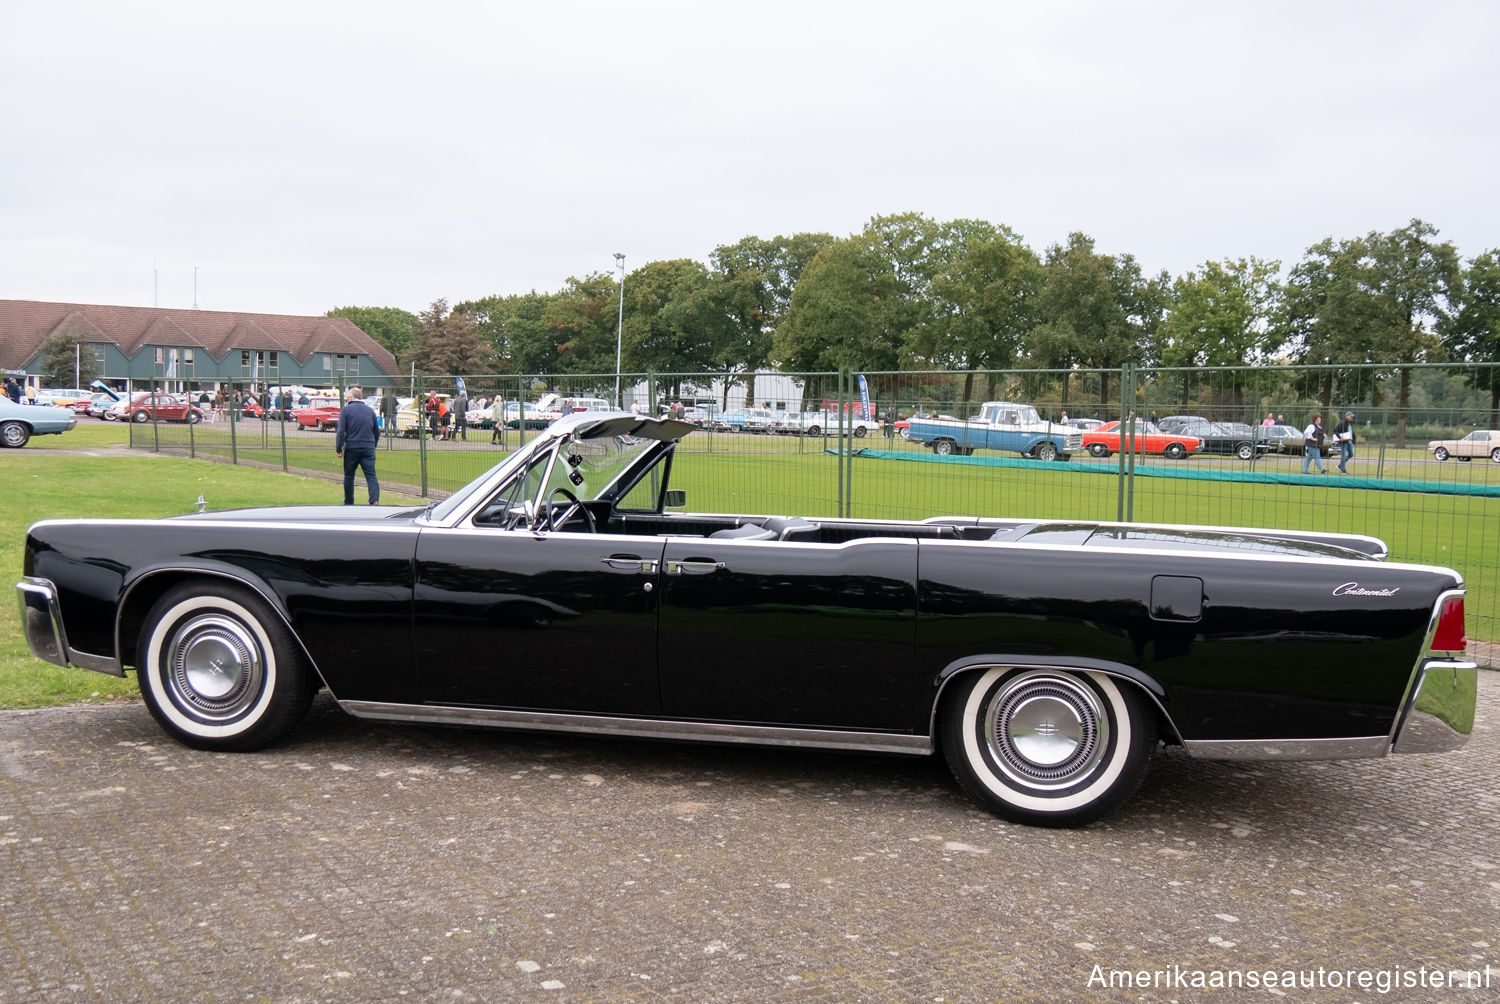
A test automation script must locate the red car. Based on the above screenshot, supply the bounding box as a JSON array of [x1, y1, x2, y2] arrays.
[[128, 392, 204, 424], [1082, 419, 1200, 459], [291, 399, 341, 431]]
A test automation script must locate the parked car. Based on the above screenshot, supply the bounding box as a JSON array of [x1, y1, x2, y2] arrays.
[[904, 402, 1082, 460], [16, 411, 1478, 827], [714, 408, 778, 433], [291, 398, 342, 431], [1156, 417, 1268, 460], [895, 415, 956, 439], [1428, 430, 1500, 463], [127, 392, 203, 424], [778, 411, 881, 437], [1255, 423, 1336, 457], [1082, 420, 1199, 459], [34, 388, 91, 408], [74, 391, 121, 419], [1, 396, 78, 447]]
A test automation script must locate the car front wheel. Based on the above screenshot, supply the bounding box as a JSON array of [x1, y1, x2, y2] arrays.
[[1434, 447, 1449, 461], [940, 668, 1155, 827], [1235, 442, 1254, 460], [1163, 442, 1187, 460], [137, 582, 317, 752], [132, 410, 150, 423], [1087, 443, 1111, 458], [1, 420, 30, 448], [853, 426, 867, 438], [1034, 441, 1060, 462], [1491, 448, 1500, 463]]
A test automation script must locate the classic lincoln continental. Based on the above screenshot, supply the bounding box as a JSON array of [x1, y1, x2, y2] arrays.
[[16, 413, 1479, 826]]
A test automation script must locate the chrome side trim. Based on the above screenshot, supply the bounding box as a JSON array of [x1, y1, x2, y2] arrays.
[[15, 577, 124, 677], [1392, 660, 1478, 755], [338, 701, 933, 756], [1182, 736, 1390, 761]]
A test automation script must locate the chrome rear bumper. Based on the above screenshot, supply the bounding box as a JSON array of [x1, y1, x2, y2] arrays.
[[1392, 659, 1478, 755], [15, 576, 124, 677]]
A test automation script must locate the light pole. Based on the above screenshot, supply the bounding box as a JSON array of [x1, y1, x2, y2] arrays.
[[613, 252, 626, 410]]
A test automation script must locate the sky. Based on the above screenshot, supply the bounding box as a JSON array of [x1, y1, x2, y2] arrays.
[[2, 0, 1496, 319]]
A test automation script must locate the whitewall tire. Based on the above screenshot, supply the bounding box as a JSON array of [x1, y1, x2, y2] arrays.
[[940, 668, 1155, 827], [137, 582, 315, 751]]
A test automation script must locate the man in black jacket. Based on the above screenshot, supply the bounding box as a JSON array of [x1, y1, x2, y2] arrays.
[[336, 387, 381, 505], [1332, 410, 1357, 474]]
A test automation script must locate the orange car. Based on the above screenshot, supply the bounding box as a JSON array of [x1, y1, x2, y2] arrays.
[[1082, 419, 1200, 459]]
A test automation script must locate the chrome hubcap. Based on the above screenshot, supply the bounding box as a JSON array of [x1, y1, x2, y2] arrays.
[[984, 672, 1108, 790], [166, 614, 264, 720]]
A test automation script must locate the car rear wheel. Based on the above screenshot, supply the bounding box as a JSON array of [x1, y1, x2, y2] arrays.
[[1491, 448, 1500, 463], [853, 426, 867, 438], [1163, 442, 1187, 460], [186, 411, 200, 424], [1434, 447, 1449, 461], [1087, 443, 1110, 458], [933, 439, 957, 456], [137, 581, 316, 752], [1, 421, 30, 448], [1235, 442, 1254, 460], [940, 668, 1155, 827], [805, 425, 822, 437]]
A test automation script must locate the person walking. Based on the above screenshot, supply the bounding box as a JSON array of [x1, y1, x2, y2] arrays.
[[453, 389, 468, 441], [336, 387, 380, 505], [1332, 410, 1357, 474], [1302, 415, 1327, 475], [379, 389, 398, 439]]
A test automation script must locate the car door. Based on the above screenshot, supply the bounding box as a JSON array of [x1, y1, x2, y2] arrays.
[[411, 528, 666, 715], [656, 536, 918, 731]]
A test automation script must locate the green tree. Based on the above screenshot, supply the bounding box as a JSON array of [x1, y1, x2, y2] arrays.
[[455, 291, 560, 378], [1029, 233, 1164, 409], [1159, 257, 1282, 404], [1442, 249, 1500, 426], [620, 259, 725, 391], [906, 220, 1043, 404], [37, 333, 97, 388], [708, 232, 834, 406], [542, 273, 621, 381], [408, 299, 498, 381], [326, 305, 420, 364]]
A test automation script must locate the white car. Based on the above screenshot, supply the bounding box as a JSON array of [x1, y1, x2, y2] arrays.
[[1428, 430, 1500, 463]]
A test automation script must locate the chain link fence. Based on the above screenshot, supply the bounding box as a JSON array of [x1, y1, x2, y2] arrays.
[[127, 364, 1500, 644]]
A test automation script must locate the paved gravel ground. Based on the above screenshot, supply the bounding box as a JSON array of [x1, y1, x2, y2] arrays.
[[2, 674, 1496, 1003]]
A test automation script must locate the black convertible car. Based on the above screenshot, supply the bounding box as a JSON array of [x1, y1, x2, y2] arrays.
[[17, 413, 1478, 826]]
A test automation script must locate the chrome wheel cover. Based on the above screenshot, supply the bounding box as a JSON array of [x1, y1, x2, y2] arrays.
[[983, 672, 1109, 790], [164, 613, 265, 721]]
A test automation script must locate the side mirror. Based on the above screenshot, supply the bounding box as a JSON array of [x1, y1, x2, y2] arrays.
[[664, 490, 686, 510]]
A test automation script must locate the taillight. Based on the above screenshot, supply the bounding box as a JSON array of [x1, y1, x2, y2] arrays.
[[1431, 594, 1467, 653]]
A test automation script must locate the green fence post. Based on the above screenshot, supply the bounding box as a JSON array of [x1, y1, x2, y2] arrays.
[[417, 376, 429, 497]]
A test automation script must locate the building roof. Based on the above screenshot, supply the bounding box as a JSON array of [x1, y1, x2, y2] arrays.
[[0, 299, 398, 375]]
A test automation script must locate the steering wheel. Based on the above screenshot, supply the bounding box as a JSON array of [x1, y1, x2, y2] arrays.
[[541, 487, 596, 533]]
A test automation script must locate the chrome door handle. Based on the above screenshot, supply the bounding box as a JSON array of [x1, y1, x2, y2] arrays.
[[601, 556, 659, 574], [665, 559, 725, 576]]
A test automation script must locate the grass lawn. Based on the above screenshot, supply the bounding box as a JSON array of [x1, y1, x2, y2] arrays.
[[4, 419, 1495, 708]]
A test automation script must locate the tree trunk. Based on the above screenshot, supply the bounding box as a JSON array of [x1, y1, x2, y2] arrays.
[[1099, 371, 1110, 416]]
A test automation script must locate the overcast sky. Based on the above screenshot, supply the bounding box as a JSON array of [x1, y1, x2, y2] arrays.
[[3, 1, 1496, 319]]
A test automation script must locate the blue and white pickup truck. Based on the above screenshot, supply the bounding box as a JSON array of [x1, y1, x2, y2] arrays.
[[904, 402, 1082, 461]]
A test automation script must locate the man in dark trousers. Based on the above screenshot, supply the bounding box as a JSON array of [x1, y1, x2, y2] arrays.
[[453, 389, 469, 440], [379, 389, 398, 439], [336, 387, 380, 505], [1332, 410, 1357, 474]]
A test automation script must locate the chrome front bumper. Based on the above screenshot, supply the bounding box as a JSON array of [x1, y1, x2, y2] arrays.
[[1391, 659, 1478, 755], [15, 576, 124, 677]]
